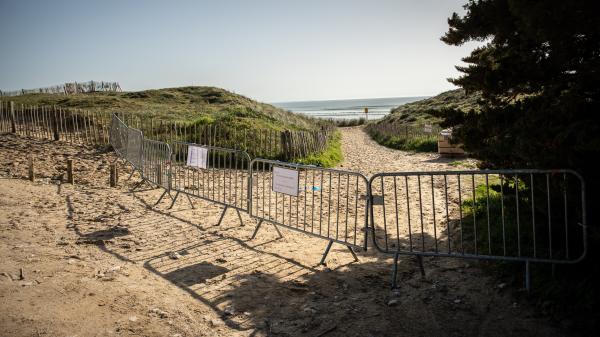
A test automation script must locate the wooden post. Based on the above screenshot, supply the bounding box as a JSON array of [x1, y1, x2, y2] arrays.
[[28, 156, 34, 181], [157, 165, 162, 186], [109, 163, 118, 187], [9, 101, 15, 133], [52, 106, 60, 140], [66, 159, 74, 184]]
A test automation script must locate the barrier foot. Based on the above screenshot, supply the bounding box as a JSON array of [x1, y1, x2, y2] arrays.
[[130, 180, 144, 192], [525, 261, 531, 293], [168, 191, 180, 209], [155, 190, 170, 206], [250, 220, 263, 239], [391, 252, 400, 289], [185, 194, 195, 209], [249, 220, 282, 240], [273, 224, 284, 239], [216, 206, 229, 226], [319, 240, 334, 266], [417, 255, 425, 278], [126, 169, 136, 181], [347, 245, 359, 262], [235, 209, 244, 226]]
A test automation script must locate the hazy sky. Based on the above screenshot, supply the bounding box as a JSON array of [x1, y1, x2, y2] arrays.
[[0, 0, 480, 102]]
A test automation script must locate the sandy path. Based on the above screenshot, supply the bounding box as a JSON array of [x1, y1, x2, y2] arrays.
[[336, 126, 469, 175], [0, 133, 570, 337]]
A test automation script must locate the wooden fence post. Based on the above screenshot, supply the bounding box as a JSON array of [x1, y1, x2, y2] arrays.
[[66, 159, 74, 184], [109, 163, 118, 187], [52, 106, 60, 140], [28, 156, 34, 181], [157, 165, 162, 186], [9, 101, 15, 133], [280, 130, 292, 160]]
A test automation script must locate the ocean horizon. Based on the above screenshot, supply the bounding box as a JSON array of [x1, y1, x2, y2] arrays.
[[271, 96, 429, 120]]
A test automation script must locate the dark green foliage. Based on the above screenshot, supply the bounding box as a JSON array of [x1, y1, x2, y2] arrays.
[[367, 131, 438, 152], [442, 0, 600, 330]]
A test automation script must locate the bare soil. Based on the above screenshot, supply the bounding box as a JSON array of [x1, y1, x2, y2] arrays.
[[0, 128, 572, 337]]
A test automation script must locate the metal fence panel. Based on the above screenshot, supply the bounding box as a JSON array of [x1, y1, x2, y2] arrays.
[[141, 139, 171, 190], [249, 159, 370, 250], [369, 169, 587, 264], [125, 127, 143, 169], [110, 114, 128, 157], [170, 141, 251, 211]]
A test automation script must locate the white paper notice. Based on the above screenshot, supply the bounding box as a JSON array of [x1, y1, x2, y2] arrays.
[[272, 166, 299, 196], [186, 146, 208, 169], [424, 124, 433, 133]]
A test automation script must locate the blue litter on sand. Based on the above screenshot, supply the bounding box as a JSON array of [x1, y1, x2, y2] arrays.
[[310, 186, 321, 191]]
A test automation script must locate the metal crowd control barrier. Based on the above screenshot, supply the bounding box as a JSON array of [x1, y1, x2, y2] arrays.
[[369, 169, 587, 290], [109, 114, 144, 180], [169, 141, 252, 226], [125, 127, 143, 172], [109, 114, 128, 158], [249, 159, 370, 265], [140, 138, 173, 204]]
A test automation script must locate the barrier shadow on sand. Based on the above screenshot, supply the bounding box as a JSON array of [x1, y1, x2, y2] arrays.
[[65, 186, 467, 335]]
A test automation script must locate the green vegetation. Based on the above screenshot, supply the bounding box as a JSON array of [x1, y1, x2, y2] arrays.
[[295, 131, 343, 167], [330, 118, 367, 127], [368, 131, 438, 152], [364, 89, 478, 152], [449, 160, 477, 169], [6, 86, 326, 131], [441, 1, 600, 331], [384, 89, 480, 127]]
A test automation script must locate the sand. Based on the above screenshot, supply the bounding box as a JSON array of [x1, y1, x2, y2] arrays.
[[0, 128, 570, 337]]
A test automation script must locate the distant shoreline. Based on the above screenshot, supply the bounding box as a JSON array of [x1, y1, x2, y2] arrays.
[[271, 96, 430, 120]]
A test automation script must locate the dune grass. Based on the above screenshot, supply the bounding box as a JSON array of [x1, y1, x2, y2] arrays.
[[295, 131, 343, 167]]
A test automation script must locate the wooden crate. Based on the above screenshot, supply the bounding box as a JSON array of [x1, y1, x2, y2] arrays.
[[438, 131, 465, 156]]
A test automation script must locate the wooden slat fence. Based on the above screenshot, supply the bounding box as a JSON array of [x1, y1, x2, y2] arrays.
[[0, 101, 332, 160]]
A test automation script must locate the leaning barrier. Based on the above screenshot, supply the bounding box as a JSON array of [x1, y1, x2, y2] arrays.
[[248, 159, 370, 264], [369, 170, 588, 290], [106, 114, 589, 290]]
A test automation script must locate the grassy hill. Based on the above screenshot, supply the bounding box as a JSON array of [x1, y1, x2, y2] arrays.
[[365, 89, 480, 152], [5, 86, 325, 131], [380, 88, 480, 127]]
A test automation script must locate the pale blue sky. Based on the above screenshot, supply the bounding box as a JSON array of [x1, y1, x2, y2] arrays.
[[0, 0, 479, 102]]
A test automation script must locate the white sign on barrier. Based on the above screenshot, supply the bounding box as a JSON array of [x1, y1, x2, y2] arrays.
[[187, 145, 209, 169], [272, 166, 299, 196]]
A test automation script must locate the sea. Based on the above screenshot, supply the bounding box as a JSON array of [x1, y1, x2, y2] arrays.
[[271, 96, 429, 121]]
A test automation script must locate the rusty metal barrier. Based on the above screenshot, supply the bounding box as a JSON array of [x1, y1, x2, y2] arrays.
[[249, 159, 370, 265], [369, 169, 587, 290], [168, 141, 252, 225]]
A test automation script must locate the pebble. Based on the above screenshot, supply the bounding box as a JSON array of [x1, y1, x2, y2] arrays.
[[387, 299, 399, 306], [129, 316, 138, 322], [168, 252, 181, 260], [454, 299, 461, 304], [209, 318, 222, 327], [148, 308, 169, 318], [223, 305, 235, 316]]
